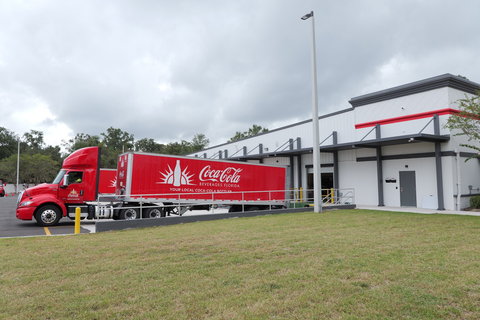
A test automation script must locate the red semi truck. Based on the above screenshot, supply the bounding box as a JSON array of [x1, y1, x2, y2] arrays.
[[16, 147, 288, 226]]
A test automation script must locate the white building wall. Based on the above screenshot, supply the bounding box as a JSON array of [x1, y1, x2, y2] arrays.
[[262, 157, 290, 167], [190, 109, 357, 159], [382, 157, 438, 208], [442, 156, 455, 210], [448, 151, 480, 210], [188, 75, 480, 211], [354, 87, 450, 125], [338, 159, 377, 206]]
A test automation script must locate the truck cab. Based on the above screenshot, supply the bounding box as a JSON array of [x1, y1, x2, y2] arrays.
[[16, 147, 101, 226]]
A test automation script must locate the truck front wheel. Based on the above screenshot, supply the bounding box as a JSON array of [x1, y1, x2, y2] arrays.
[[120, 208, 139, 220], [36, 205, 62, 226]]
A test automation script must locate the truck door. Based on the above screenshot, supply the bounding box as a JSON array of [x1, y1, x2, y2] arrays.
[[58, 171, 86, 203]]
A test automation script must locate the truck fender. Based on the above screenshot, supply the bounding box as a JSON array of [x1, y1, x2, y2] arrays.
[[29, 194, 68, 217]]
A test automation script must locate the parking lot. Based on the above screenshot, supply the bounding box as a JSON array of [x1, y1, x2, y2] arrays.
[[2, 194, 352, 238], [0, 196, 94, 238]]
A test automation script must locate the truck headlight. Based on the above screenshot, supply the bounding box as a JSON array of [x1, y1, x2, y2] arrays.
[[20, 200, 33, 207]]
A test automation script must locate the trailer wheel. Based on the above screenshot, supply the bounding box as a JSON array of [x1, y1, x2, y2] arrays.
[[143, 208, 164, 218], [119, 208, 139, 220], [35, 205, 62, 226], [228, 205, 241, 213]]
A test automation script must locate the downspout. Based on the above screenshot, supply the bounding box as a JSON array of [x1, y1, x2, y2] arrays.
[[456, 149, 461, 211]]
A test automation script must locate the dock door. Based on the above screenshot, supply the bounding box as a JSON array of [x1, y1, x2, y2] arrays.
[[306, 167, 333, 200]]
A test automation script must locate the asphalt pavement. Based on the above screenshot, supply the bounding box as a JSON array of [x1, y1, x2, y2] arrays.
[[1, 194, 357, 238], [0, 195, 93, 238], [3, 193, 478, 239]]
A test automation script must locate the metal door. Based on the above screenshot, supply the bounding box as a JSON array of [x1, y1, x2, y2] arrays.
[[399, 171, 416, 207]]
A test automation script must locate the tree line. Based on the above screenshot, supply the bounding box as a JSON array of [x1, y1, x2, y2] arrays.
[[0, 127, 210, 186], [0, 124, 267, 187]]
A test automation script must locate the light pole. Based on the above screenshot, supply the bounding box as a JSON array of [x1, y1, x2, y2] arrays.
[[16, 138, 20, 193], [301, 11, 322, 213]]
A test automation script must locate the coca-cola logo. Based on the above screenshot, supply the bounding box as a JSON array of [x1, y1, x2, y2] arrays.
[[199, 165, 242, 183]]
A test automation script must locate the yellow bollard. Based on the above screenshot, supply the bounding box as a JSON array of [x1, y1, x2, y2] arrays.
[[75, 207, 81, 234], [300, 187, 303, 201], [331, 188, 334, 204]]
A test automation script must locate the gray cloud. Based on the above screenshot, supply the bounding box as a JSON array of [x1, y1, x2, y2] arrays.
[[1, 0, 479, 148]]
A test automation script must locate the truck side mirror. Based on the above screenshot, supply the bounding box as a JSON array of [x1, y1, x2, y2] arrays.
[[61, 174, 69, 188]]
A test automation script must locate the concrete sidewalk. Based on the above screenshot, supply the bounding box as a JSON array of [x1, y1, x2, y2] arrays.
[[356, 205, 480, 217]]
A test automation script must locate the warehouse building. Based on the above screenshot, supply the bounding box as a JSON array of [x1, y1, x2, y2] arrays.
[[188, 74, 480, 211]]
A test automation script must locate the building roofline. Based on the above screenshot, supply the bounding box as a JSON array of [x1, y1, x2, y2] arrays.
[[195, 107, 354, 153], [189, 73, 479, 156], [348, 73, 480, 108]]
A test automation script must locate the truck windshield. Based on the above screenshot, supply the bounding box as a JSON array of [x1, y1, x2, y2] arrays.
[[52, 169, 67, 184]]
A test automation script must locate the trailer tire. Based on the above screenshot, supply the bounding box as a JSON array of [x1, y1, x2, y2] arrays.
[[119, 208, 139, 220], [35, 205, 62, 226], [143, 208, 164, 218], [228, 205, 242, 213]]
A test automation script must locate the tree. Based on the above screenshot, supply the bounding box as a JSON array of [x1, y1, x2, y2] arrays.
[[0, 154, 18, 189], [164, 140, 192, 155], [444, 90, 480, 160], [134, 138, 166, 153], [0, 153, 60, 190], [228, 124, 268, 142], [0, 128, 63, 187], [62, 133, 101, 155], [23, 154, 61, 185], [100, 127, 135, 168], [101, 127, 134, 151], [191, 133, 209, 152], [0, 127, 18, 161], [22, 130, 45, 155], [135, 134, 209, 155], [42, 145, 63, 164]]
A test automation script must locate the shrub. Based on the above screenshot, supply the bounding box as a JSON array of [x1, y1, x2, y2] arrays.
[[470, 195, 480, 209]]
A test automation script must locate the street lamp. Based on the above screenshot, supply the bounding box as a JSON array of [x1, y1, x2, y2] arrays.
[[16, 137, 20, 194], [301, 11, 322, 213]]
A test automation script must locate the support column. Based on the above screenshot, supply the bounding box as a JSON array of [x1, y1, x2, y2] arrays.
[[332, 131, 339, 190], [434, 114, 445, 210], [289, 156, 294, 190], [297, 155, 302, 198], [259, 144, 263, 164], [376, 124, 384, 206], [296, 138, 303, 201]]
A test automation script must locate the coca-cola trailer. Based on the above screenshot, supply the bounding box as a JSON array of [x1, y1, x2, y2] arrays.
[[114, 151, 288, 218], [16, 147, 289, 226]]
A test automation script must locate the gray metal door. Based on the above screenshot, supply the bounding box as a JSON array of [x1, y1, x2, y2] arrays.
[[399, 171, 416, 207]]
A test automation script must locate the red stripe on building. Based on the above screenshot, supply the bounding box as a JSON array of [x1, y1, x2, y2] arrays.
[[355, 108, 460, 129]]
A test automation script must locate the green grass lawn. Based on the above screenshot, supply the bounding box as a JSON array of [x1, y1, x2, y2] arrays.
[[2, 209, 480, 319]]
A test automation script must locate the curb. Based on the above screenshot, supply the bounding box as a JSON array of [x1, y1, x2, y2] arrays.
[[95, 204, 356, 233]]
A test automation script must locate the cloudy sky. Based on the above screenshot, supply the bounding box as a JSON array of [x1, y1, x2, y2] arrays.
[[1, 0, 479, 149]]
